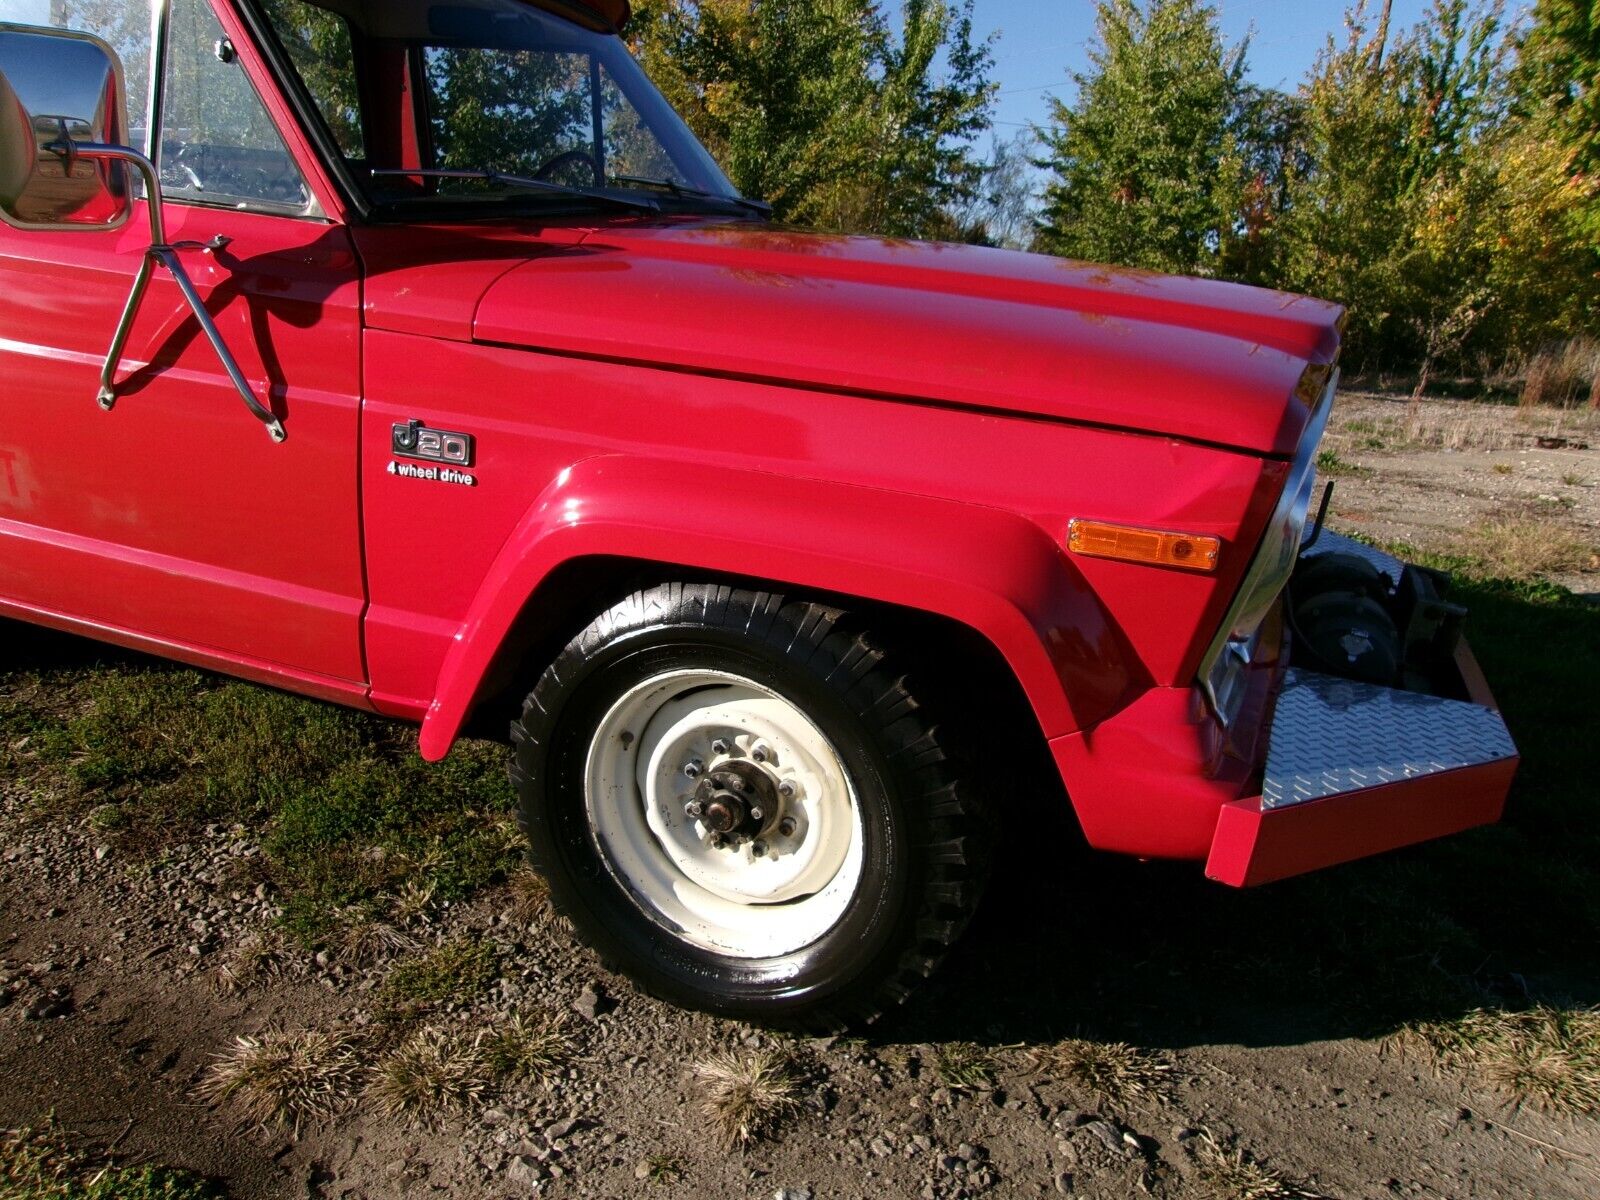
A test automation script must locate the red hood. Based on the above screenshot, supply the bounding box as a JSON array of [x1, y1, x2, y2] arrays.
[[359, 218, 1344, 456]]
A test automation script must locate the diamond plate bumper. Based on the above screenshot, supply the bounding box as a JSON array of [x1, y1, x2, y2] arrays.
[[1205, 540, 1518, 887]]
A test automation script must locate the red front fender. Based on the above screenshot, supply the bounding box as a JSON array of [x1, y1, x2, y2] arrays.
[[416, 454, 1146, 761]]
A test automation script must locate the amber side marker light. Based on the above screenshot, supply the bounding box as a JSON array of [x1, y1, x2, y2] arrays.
[[1067, 518, 1221, 572]]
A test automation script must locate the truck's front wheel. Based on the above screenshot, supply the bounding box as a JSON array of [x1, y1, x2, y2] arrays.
[[509, 583, 987, 1028]]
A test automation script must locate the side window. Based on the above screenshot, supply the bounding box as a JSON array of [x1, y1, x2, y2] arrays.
[[159, 0, 312, 212], [0, 0, 154, 148], [259, 0, 363, 160]]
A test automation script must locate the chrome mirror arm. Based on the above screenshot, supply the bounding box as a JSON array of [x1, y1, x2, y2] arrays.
[[66, 143, 286, 444]]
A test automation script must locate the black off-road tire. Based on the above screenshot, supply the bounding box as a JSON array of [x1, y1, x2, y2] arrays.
[[509, 583, 990, 1028]]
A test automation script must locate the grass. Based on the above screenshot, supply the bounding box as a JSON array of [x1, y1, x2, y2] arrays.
[[0, 1118, 223, 1200], [370, 1026, 490, 1130], [1313, 448, 1368, 478], [0, 648, 521, 953], [639, 1153, 685, 1184], [931, 1041, 998, 1092], [1403, 1006, 1600, 1114], [1461, 514, 1594, 581], [480, 1011, 575, 1087], [1030, 1038, 1174, 1111], [504, 866, 554, 927], [1192, 1132, 1324, 1200], [692, 1048, 806, 1148], [373, 939, 499, 1022], [194, 1029, 365, 1135]]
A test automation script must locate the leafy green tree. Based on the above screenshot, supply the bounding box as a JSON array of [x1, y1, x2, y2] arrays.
[[1473, 0, 1600, 365], [629, 0, 994, 236], [1274, 1, 1508, 374], [1516, 0, 1599, 173], [1273, 7, 1413, 364], [1034, 0, 1243, 275], [1214, 83, 1305, 284]]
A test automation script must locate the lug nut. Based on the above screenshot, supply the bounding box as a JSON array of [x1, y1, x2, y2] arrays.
[[751, 840, 768, 856], [751, 742, 772, 764], [684, 800, 704, 819], [778, 780, 797, 798], [683, 758, 703, 779], [711, 738, 731, 755], [748, 806, 764, 822], [778, 817, 797, 837]]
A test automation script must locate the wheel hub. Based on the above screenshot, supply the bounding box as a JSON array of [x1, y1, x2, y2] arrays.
[[690, 759, 782, 844], [583, 669, 865, 957]]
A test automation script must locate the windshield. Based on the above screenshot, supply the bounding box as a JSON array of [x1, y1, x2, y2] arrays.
[[254, 0, 742, 213]]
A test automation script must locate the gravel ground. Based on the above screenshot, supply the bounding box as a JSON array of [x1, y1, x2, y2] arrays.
[[1319, 392, 1599, 597], [6, 793, 1600, 1200], [3, 392, 1598, 1199]]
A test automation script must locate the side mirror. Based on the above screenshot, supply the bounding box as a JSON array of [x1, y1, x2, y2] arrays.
[[0, 24, 132, 230], [0, 24, 286, 443]]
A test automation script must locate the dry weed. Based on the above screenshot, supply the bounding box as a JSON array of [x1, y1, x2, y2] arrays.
[[1192, 1131, 1327, 1199], [1404, 1006, 1600, 1115], [932, 1042, 999, 1092], [1463, 515, 1593, 581], [195, 1028, 365, 1134], [1519, 338, 1599, 410], [388, 880, 437, 926], [334, 917, 419, 968], [482, 1010, 575, 1087], [370, 1025, 491, 1129], [505, 866, 554, 927], [213, 932, 282, 996], [1030, 1038, 1175, 1111], [692, 1048, 806, 1148]]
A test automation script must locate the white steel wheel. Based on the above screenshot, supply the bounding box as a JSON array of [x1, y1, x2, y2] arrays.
[[583, 668, 866, 958], [511, 582, 990, 1027]]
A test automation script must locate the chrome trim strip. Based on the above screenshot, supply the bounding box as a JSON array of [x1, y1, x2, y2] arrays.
[[1199, 368, 1338, 720]]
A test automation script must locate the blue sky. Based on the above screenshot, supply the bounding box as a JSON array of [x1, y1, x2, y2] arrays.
[[978, 0, 1437, 138]]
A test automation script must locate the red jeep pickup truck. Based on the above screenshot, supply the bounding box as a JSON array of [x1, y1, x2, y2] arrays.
[[0, 0, 1517, 1027]]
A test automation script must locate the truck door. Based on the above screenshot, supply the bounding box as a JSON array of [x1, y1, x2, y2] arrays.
[[0, 0, 365, 689]]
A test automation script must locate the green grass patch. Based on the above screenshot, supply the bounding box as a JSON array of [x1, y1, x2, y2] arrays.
[[0, 646, 520, 951], [374, 938, 500, 1022], [932, 1042, 998, 1092], [1, 1117, 223, 1200], [1314, 448, 1370, 478]]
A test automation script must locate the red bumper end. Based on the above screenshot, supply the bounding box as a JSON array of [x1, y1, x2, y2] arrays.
[[1204, 641, 1518, 887], [1205, 756, 1516, 887]]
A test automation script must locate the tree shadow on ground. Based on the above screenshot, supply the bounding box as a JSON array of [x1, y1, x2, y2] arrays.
[[883, 572, 1600, 1054]]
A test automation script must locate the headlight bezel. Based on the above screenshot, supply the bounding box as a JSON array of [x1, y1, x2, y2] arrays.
[[1199, 367, 1338, 726]]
